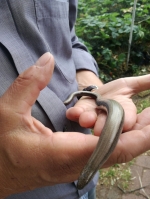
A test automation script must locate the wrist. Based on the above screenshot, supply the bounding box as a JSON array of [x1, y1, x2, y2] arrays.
[[76, 70, 103, 91]]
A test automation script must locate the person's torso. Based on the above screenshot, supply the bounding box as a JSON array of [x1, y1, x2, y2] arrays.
[[0, 1, 98, 198]]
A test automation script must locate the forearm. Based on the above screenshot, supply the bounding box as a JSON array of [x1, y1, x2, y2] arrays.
[[76, 70, 103, 91]]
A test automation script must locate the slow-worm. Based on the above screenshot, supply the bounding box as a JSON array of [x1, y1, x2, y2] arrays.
[[64, 91, 124, 190]]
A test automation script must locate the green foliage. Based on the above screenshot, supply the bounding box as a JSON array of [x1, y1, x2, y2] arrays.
[[76, 0, 150, 82]]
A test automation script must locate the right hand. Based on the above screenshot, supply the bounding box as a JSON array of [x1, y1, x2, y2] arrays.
[[0, 52, 98, 198]]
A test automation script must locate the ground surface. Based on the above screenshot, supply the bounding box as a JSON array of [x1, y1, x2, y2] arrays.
[[96, 154, 150, 199]]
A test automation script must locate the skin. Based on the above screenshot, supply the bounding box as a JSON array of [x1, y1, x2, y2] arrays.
[[67, 70, 150, 167], [1, 52, 150, 198]]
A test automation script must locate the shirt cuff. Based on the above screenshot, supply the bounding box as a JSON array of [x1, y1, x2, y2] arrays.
[[72, 48, 99, 76]]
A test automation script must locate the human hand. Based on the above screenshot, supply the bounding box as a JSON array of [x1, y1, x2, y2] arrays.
[[0, 53, 98, 198], [66, 74, 150, 168], [66, 75, 150, 134]]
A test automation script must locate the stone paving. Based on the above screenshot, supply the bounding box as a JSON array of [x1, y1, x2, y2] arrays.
[[96, 154, 150, 199]]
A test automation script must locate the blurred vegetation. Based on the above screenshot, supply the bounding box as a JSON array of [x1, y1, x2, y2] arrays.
[[76, 0, 150, 82]]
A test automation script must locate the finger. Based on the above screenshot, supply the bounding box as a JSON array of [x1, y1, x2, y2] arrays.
[[66, 106, 98, 127], [66, 97, 97, 123], [120, 99, 137, 131], [66, 106, 84, 122], [93, 111, 107, 136], [103, 126, 150, 168], [79, 111, 98, 128], [123, 74, 150, 94], [133, 107, 150, 130], [1, 52, 54, 114], [99, 74, 150, 98]]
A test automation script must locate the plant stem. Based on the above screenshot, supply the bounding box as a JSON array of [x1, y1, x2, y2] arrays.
[[126, 0, 138, 68]]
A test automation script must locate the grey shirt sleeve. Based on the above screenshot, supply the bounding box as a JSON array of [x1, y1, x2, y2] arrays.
[[69, 0, 99, 76]]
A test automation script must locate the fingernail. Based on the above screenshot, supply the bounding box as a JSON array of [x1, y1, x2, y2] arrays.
[[35, 52, 52, 67]]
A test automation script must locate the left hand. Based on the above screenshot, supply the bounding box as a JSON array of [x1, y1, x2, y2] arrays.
[[66, 75, 150, 167], [66, 75, 150, 136]]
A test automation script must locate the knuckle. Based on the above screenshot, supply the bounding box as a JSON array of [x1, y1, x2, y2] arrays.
[[13, 74, 31, 90]]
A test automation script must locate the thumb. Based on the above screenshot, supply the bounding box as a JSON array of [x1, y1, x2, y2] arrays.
[[1, 52, 54, 114]]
